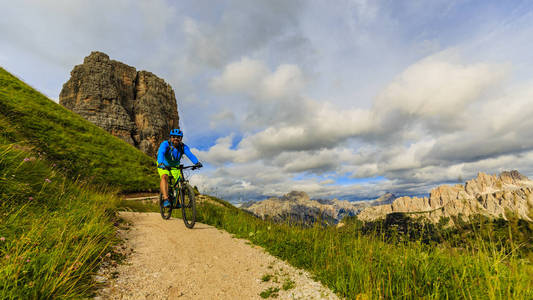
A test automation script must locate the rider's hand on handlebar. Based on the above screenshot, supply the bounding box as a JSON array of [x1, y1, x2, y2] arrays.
[[193, 162, 203, 170], [159, 163, 171, 171]]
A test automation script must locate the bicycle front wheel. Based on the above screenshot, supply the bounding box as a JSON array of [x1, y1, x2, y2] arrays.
[[180, 184, 196, 228]]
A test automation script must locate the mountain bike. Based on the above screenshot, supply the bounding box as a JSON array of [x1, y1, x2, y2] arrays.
[[159, 164, 200, 228]]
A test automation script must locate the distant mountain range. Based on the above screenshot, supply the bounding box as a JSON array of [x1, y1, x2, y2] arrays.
[[240, 191, 395, 225], [358, 170, 533, 223], [242, 170, 533, 225]]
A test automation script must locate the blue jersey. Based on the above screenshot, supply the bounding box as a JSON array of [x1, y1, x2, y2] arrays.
[[157, 140, 199, 168]]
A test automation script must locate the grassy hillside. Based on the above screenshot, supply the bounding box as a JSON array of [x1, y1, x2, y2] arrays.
[[0, 143, 118, 298], [0, 67, 158, 298], [0, 67, 159, 193]]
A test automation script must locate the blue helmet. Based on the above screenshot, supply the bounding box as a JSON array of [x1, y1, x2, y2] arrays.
[[170, 129, 183, 137]]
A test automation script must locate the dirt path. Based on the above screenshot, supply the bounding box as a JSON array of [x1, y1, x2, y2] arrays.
[[95, 212, 339, 299]]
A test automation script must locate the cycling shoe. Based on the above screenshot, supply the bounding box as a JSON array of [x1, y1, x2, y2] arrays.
[[163, 200, 170, 207]]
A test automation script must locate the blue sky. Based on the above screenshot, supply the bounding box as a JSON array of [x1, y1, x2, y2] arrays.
[[2, 0, 533, 203]]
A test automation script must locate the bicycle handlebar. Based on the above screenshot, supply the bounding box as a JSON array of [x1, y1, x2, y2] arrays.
[[163, 164, 201, 171]]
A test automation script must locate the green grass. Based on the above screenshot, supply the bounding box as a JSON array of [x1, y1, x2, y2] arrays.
[[0, 142, 119, 298], [0, 67, 158, 298], [261, 273, 273, 282], [117, 199, 159, 213], [194, 197, 533, 299], [260, 286, 280, 298], [282, 278, 295, 291]]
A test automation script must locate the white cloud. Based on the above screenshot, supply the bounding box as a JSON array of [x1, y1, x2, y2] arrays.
[[382, 140, 435, 172], [210, 58, 269, 95], [196, 135, 259, 166], [183, 17, 225, 68], [373, 51, 509, 133], [205, 52, 515, 173], [199, 47, 533, 202], [426, 82, 533, 164], [274, 149, 340, 174], [206, 51, 513, 174], [211, 58, 304, 102], [209, 110, 236, 129], [320, 179, 335, 185], [350, 163, 379, 179], [4, 1, 533, 203], [261, 64, 304, 100], [196, 135, 243, 165]]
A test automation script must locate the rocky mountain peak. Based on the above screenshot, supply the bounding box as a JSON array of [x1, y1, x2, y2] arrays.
[[358, 170, 533, 223], [241, 191, 381, 225], [372, 193, 396, 205], [59, 51, 179, 157], [499, 170, 528, 183], [83, 51, 110, 64], [281, 191, 310, 202]]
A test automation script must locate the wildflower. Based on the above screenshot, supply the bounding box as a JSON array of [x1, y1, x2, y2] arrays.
[[29, 196, 34, 201], [0, 237, 5, 241], [52, 163, 56, 167], [4, 255, 10, 259], [26, 259, 30, 263], [44, 178, 51, 183], [23, 158, 30, 162]]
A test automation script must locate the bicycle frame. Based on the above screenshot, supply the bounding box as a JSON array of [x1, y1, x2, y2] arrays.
[[166, 165, 194, 203]]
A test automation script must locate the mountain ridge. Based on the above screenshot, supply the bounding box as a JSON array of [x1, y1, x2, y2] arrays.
[[241, 171, 533, 225], [358, 170, 533, 223], [241, 191, 395, 225]]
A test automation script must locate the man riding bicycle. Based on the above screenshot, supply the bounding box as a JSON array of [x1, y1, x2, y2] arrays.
[[157, 128, 202, 207]]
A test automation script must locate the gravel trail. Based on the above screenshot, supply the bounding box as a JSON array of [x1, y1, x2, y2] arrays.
[[95, 212, 339, 299]]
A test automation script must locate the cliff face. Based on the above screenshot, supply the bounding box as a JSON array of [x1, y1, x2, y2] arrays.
[[358, 170, 533, 223], [59, 51, 179, 157]]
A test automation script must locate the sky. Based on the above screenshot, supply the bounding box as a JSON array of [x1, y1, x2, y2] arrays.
[[2, 0, 533, 203]]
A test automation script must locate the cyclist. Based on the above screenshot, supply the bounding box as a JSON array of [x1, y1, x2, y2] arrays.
[[157, 128, 202, 207]]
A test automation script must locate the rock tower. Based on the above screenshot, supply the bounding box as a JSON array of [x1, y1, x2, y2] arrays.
[[59, 51, 179, 157]]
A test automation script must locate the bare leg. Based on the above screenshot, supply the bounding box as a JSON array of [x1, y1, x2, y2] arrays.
[[160, 174, 169, 199]]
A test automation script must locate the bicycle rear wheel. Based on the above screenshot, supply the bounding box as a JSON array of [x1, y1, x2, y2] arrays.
[[180, 184, 196, 228], [159, 192, 173, 220]]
